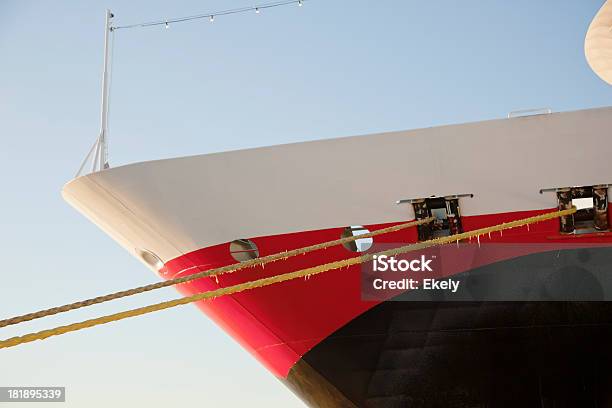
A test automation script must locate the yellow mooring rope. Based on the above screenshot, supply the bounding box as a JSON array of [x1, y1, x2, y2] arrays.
[[0, 207, 575, 350], [0, 217, 434, 329]]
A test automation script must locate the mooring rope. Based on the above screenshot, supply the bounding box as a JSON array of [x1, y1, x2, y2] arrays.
[[0, 207, 575, 350], [0, 218, 434, 328]]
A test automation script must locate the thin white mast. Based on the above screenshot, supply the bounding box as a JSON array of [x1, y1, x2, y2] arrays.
[[95, 9, 113, 171], [76, 9, 113, 177]]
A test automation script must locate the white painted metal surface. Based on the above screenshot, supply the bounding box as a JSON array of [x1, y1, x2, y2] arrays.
[[585, 1, 612, 85], [76, 9, 113, 177], [63, 107, 612, 270]]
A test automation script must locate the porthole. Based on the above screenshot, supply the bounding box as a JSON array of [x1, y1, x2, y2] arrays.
[[230, 239, 260, 262], [341, 226, 373, 252]]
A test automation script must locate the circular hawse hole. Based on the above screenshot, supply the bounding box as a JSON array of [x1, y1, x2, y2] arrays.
[[230, 239, 260, 262], [341, 226, 373, 252], [138, 249, 165, 271]]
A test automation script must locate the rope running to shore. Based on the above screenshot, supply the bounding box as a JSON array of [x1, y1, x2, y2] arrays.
[[0, 218, 434, 328], [0, 207, 575, 350]]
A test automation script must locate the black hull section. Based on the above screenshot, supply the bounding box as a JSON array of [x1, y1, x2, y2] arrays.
[[285, 248, 612, 407]]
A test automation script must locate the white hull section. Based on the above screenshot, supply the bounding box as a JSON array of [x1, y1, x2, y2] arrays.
[[63, 107, 612, 269]]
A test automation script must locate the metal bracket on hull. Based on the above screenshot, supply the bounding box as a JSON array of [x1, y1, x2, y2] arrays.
[[541, 185, 610, 234], [539, 184, 611, 194], [396, 194, 473, 240], [395, 193, 473, 205]]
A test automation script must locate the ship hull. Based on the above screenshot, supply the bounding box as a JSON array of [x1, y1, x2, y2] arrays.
[[160, 208, 612, 379], [162, 230, 612, 407], [62, 107, 612, 406]]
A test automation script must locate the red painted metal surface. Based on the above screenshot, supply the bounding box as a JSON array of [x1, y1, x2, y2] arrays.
[[163, 208, 612, 378]]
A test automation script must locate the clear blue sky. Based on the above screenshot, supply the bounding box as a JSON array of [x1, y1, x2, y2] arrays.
[[0, 1, 610, 407]]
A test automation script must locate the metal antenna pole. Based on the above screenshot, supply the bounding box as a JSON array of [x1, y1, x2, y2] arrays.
[[97, 9, 113, 170]]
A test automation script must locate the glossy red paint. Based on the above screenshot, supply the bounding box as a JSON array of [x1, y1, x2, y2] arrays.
[[162, 208, 612, 378]]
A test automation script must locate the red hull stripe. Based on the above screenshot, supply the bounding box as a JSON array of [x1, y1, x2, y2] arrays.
[[163, 208, 612, 378]]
